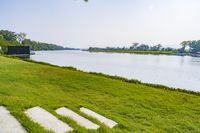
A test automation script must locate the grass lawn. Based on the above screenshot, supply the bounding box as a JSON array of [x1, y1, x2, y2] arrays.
[[0, 55, 200, 133]]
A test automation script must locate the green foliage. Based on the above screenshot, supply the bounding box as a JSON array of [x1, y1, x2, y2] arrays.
[[0, 56, 200, 132], [0, 30, 17, 41], [0, 40, 20, 54], [0, 40, 19, 54], [189, 40, 200, 53], [150, 44, 162, 51], [17, 32, 26, 44], [0, 29, 68, 51], [89, 43, 177, 55], [0, 34, 4, 40], [89, 40, 200, 55], [22, 39, 66, 51], [133, 44, 149, 51], [89, 48, 176, 55], [180, 40, 200, 53]]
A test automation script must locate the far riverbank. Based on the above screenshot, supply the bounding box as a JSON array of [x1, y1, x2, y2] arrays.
[[88, 49, 178, 55]]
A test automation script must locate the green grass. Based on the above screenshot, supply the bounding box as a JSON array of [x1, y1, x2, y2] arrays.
[[0, 56, 200, 133], [88, 49, 177, 55]]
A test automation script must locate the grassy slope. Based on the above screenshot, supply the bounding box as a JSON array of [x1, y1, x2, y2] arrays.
[[0, 56, 200, 133]]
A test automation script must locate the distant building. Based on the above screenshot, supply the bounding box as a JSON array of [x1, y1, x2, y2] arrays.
[[7, 46, 30, 57]]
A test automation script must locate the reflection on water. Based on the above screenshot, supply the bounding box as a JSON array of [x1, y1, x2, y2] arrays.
[[31, 50, 200, 92], [190, 57, 200, 63]]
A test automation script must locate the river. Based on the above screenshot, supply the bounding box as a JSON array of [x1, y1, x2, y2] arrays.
[[30, 50, 200, 92]]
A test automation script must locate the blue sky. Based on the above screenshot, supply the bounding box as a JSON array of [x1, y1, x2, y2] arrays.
[[1, 0, 200, 48]]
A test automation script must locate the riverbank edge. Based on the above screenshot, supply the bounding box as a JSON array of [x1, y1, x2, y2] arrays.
[[87, 49, 180, 55], [4, 55, 199, 96]]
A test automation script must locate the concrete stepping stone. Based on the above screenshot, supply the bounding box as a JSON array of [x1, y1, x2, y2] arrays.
[[0, 106, 27, 133], [56, 107, 99, 130], [25, 107, 73, 133], [80, 107, 117, 128]]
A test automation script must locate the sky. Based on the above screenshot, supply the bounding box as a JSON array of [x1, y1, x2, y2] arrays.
[[1, 0, 200, 48]]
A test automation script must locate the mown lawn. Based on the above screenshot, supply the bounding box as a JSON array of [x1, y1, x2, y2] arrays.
[[0, 55, 200, 133]]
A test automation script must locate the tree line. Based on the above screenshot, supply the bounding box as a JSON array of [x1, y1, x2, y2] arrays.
[[180, 40, 200, 53], [89, 43, 177, 52], [0, 30, 74, 53], [89, 41, 200, 55]]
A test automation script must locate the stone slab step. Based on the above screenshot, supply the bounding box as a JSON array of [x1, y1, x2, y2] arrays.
[[25, 107, 73, 133], [80, 107, 117, 128], [0, 106, 26, 133], [56, 107, 99, 129]]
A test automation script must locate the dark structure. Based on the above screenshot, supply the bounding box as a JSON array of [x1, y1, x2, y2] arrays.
[[7, 46, 30, 56], [190, 52, 200, 57]]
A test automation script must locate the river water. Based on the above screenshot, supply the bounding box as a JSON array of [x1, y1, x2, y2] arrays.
[[30, 50, 200, 92]]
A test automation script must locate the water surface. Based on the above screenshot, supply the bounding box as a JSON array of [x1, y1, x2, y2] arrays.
[[31, 50, 200, 92]]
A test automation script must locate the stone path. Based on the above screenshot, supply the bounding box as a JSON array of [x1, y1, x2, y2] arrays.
[[25, 107, 73, 133], [0, 106, 117, 133], [56, 107, 99, 129], [0, 106, 26, 133], [80, 107, 118, 128]]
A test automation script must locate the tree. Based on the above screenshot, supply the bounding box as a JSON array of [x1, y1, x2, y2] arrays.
[[22, 39, 66, 51], [136, 44, 149, 51], [151, 44, 162, 51], [0, 30, 17, 41], [156, 44, 162, 50], [17, 32, 26, 44], [22, 39, 32, 45], [180, 41, 191, 52], [130, 43, 139, 50], [163, 47, 174, 51], [180, 41, 187, 50], [189, 40, 200, 53], [0, 35, 4, 40]]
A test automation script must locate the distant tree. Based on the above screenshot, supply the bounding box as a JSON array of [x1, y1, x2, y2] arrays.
[[0, 30, 17, 41], [0, 31, 19, 48], [189, 40, 200, 53], [22, 39, 66, 51], [163, 47, 174, 51], [0, 35, 4, 40], [151, 44, 162, 51], [180, 41, 187, 51], [130, 43, 139, 50], [122, 46, 127, 50], [157, 44, 162, 50], [136, 44, 149, 51], [22, 39, 32, 46], [180, 41, 191, 52], [17, 32, 26, 44]]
